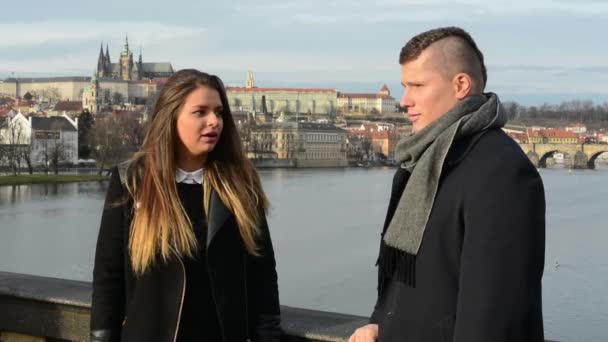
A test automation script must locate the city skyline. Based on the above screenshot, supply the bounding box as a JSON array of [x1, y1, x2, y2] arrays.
[[1, 0, 607, 106]]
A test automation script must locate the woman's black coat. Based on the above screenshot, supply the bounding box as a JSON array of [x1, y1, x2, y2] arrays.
[[90, 167, 281, 342]]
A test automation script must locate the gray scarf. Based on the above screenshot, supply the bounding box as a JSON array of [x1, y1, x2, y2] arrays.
[[383, 93, 506, 255]]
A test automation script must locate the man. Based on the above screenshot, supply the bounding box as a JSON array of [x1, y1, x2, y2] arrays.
[[349, 27, 545, 342]]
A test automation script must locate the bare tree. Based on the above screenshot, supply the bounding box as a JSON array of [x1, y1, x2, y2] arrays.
[[112, 92, 125, 106], [40, 87, 62, 103], [91, 117, 125, 175], [20, 143, 34, 174], [35, 132, 66, 175], [2, 118, 28, 175], [117, 115, 146, 152], [49, 138, 68, 174]]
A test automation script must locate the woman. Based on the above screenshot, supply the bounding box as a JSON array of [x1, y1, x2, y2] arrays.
[[90, 69, 281, 342]]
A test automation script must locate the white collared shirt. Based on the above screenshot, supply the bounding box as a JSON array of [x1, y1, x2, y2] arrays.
[[175, 168, 204, 184]]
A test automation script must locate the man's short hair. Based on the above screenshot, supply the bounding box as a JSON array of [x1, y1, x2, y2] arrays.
[[399, 26, 487, 91]]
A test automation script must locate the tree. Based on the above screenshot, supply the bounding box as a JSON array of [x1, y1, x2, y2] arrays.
[[117, 115, 146, 152], [112, 92, 125, 106], [49, 138, 68, 174], [102, 89, 112, 107], [23, 92, 33, 101], [91, 117, 126, 175], [40, 87, 61, 103], [2, 117, 28, 175], [20, 143, 34, 174], [36, 133, 67, 175], [78, 110, 95, 159]]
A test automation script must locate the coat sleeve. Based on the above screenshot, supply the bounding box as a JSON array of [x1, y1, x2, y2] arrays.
[[90, 167, 127, 342], [453, 154, 546, 342], [247, 210, 282, 342]]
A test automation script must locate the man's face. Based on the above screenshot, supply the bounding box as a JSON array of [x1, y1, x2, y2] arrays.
[[400, 49, 459, 132]]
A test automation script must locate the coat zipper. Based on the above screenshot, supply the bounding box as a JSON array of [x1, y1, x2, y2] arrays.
[[171, 246, 186, 342]]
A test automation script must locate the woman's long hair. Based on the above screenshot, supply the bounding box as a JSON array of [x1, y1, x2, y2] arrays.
[[124, 69, 268, 275]]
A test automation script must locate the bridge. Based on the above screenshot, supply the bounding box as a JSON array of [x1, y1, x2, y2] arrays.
[[518, 143, 608, 169]]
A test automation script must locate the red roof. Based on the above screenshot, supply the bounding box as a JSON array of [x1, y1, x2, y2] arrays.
[[507, 132, 529, 143], [112, 110, 143, 120], [528, 129, 578, 139], [227, 87, 336, 93], [338, 93, 394, 100], [380, 84, 389, 92], [53, 101, 82, 112]]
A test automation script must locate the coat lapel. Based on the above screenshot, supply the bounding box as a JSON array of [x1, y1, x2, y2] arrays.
[[207, 190, 230, 247]]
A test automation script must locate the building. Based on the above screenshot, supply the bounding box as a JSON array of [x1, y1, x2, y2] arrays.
[[1, 76, 164, 106], [82, 75, 101, 114], [1, 38, 172, 105], [528, 129, 580, 144], [370, 130, 399, 159], [227, 72, 337, 119], [30, 116, 79, 165], [0, 113, 78, 167], [565, 123, 587, 135], [337, 84, 397, 114], [250, 121, 347, 167], [347, 122, 400, 160], [48, 101, 83, 116], [0, 77, 90, 102], [96, 37, 174, 81]]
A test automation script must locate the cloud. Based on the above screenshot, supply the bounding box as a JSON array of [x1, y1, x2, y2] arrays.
[[0, 21, 205, 48], [233, 0, 608, 25]]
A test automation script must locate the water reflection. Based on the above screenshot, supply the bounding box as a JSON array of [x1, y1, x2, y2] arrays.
[[0, 168, 607, 341]]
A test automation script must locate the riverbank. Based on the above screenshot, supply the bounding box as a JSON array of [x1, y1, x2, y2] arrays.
[[0, 174, 108, 186]]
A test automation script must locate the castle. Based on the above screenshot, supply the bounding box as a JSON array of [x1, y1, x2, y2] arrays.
[[96, 36, 174, 81]]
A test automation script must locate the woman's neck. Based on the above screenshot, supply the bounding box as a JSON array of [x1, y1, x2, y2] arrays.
[[177, 154, 207, 172]]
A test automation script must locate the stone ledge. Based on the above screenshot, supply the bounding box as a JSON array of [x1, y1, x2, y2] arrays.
[[0, 271, 560, 342]]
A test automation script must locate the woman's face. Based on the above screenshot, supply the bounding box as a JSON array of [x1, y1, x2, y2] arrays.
[[175, 86, 224, 163]]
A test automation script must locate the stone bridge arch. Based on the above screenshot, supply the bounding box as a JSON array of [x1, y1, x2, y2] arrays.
[[587, 150, 608, 169]]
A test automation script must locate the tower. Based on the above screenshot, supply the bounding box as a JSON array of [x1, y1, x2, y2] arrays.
[[96, 42, 106, 78], [104, 44, 111, 74], [120, 35, 134, 81], [82, 73, 100, 114], [379, 84, 390, 96], [246, 71, 255, 88], [137, 47, 144, 80]]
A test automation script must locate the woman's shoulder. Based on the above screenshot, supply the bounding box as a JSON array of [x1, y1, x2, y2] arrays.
[[115, 158, 145, 185]]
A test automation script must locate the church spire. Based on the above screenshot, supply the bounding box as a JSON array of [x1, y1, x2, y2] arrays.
[[105, 43, 111, 63], [138, 46, 142, 63], [97, 42, 106, 77], [98, 42, 104, 62], [121, 35, 130, 56]]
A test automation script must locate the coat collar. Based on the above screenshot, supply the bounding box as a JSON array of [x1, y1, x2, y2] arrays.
[[207, 189, 231, 247], [445, 129, 491, 167]]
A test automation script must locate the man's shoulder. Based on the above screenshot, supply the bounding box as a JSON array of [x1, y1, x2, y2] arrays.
[[457, 129, 537, 173], [471, 129, 529, 161]]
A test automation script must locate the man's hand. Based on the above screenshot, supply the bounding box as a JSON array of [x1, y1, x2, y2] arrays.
[[349, 324, 378, 342]]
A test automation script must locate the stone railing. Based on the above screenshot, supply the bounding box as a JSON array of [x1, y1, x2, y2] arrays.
[[0, 271, 366, 342], [0, 271, 559, 342]]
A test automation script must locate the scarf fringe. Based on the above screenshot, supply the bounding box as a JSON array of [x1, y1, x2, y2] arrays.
[[376, 240, 416, 290]]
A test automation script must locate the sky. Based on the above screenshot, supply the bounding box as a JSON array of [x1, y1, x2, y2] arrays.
[[1, 0, 607, 105]]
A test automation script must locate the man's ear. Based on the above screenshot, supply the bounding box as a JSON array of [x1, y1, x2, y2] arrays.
[[453, 73, 473, 99]]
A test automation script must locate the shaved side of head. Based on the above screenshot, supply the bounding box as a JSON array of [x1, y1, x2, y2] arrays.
[[399, 27, 487, 94], [425, 37, 485, 94]]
